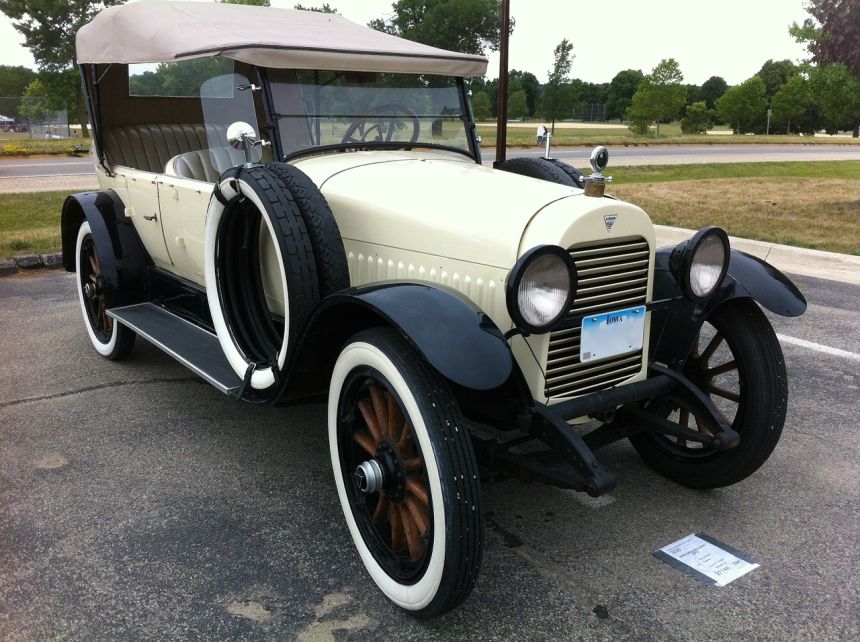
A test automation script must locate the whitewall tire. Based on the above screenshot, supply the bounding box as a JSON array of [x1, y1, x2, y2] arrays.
[[203, 167, 319, 392], [75, 221, 135, 360], [328, 328, 483, 617]]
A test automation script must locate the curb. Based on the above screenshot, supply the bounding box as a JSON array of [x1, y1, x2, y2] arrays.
[[655, 225, 860, 286], [0, 253, 64, 277]]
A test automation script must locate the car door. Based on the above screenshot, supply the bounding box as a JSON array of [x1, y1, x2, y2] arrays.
[[157, 175, 213, 286], [112, 166, 173, 269]]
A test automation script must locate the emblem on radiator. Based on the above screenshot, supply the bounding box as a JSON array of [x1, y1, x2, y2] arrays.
[[603, 214, 617, 232]]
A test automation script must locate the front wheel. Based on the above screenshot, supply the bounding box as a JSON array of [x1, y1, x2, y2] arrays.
[[631, 299, 788, 488], [328, 328, 483, 617], [75, 221, 135, 360]]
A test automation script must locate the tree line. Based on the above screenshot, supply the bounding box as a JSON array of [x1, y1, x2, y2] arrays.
[[1, 0, 857, 138]]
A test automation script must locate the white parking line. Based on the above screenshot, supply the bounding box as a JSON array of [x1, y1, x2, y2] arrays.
[[776, 334, 860, 362]]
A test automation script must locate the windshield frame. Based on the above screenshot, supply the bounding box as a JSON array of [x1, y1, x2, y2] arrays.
[[258, 69, 481, 165]]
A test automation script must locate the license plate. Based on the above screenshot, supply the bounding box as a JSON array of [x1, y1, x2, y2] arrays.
[[580, 305, 646, 363]]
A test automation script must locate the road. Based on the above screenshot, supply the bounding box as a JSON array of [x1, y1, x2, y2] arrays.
[[1, 144, 859, 181], [0, 271, 858, 640]]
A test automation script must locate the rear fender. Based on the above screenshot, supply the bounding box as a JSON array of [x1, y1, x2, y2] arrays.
[[61, 190, 150, 307]]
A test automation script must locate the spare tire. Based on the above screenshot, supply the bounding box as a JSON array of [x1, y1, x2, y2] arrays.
[[497, 157, 584, 189], [204, 166, 320, 392], [264, 162, 350, 296]]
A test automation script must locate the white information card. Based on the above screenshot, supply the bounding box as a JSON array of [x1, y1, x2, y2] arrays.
[[655, 533, 759, 586]]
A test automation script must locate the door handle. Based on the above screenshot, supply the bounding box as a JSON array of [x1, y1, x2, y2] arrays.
[[143, 213, 158, 221]]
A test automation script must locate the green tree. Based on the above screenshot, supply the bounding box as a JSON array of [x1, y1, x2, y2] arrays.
[[626, 58, 686, 135], [470, 90, 491, 121], [369, 0, 507, 57], [18, 78, 50, 123], [293, 2, 338, 12], [700, 76, 728, 110], [605, 69, 644, 120], [0, 65, 36, 98], [0, 0, 124, 137], [757, 59, 798, 100], [808, 63, 860, 135], [508, 90, 528, 120], [219, 0, 270, 5], [716, 76, 768, 133], [542, 38, 574, 132], [680, 100, 713, 134], [509, 70, 540, 118], [791, 0, 860, 76], [771, 75, 813, 134]]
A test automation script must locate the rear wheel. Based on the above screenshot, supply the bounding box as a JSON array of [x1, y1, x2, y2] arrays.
[[328, 328, 482, 617], [631, 299, 787, 488], [75, 221, 135, 360]]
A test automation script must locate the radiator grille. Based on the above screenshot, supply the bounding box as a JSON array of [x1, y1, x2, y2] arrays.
[[544, 237, 650, 399]]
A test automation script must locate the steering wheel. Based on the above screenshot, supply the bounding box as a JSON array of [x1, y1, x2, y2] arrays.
[[341, 104, 420, 145]]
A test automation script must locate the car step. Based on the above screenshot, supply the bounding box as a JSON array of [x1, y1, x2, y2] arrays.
[[107, 303, 241, 395]]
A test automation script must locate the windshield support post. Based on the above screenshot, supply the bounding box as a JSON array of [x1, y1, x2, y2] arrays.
[[457, 77, 481, 165], [81, 64, 110, 176], [494, 0, 510, 167], [256, 67, 283, 163]]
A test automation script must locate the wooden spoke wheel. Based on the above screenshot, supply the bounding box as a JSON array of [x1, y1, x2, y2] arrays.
[[329, 328, 483, 617], [74, 221, 135, 360], [631, 299, 788, 488], [662, 320, 742, 454], [80, 232, 113, 342], [348, 380, 432, 567]]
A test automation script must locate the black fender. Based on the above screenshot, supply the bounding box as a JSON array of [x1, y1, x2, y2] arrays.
[[61, 190, 150, 307], [649, 246, 806, 368], [284, 282, 517, 399]]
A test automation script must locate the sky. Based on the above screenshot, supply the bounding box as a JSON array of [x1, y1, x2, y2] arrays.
[[0, 0, 811, 86]]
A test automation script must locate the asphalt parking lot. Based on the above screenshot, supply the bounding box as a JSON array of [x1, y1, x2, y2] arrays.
[[1, 270, 858, 641]]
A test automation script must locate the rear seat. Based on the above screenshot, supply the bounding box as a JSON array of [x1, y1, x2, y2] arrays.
[[164, 148, 248, 183], [102, 123, 271, 183]]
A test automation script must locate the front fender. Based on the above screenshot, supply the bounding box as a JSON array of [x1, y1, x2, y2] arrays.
[[653, 246, 807, 317], [288, 282, 515, 394], [649, 246, 806, 368], [60, 190, 150, 307]]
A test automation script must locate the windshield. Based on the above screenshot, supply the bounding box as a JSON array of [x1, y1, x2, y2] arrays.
[[269, 70, 473, 159]]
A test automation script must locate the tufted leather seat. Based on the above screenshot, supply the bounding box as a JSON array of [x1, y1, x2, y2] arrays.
[[103, 123, 274, 183], [102, 124, 223, 174], [164, 147, 248, 183]]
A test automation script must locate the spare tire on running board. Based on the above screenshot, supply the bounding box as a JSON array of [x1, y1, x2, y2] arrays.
[[204, 165, 320, 393]]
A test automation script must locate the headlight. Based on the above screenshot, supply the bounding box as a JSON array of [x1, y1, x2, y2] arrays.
[[671, 227, 730, 302], [506, 245, 577, 334]]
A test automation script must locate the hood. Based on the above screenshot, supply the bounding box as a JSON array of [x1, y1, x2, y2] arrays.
[[294, 151, 579, 268]]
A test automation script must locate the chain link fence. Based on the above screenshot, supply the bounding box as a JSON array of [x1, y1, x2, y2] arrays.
[[0, 96, 71, 140]]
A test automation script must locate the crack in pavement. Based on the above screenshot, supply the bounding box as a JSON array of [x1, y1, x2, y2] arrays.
[[0, 376, 201, 409]]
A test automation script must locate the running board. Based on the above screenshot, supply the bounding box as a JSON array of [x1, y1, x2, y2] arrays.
[[107, 303, 241, 395]]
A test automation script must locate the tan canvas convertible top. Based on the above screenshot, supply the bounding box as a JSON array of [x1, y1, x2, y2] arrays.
[[76, 0, 488, 77]]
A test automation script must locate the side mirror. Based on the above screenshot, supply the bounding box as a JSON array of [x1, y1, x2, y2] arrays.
[[227, 121, 258, 151]]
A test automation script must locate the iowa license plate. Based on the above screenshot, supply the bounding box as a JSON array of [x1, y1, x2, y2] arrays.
[[580, 305, 646, 363]]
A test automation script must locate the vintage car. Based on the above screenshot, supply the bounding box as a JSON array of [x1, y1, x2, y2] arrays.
[[63, 1, 806, 617]]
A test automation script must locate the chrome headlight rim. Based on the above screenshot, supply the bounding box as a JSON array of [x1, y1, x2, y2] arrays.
[[506, 245, 578, 335], [675, 226, 730, 302]]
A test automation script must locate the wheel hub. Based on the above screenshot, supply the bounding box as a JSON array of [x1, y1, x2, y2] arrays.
[[83, 281, 99, 300], [354, 459, 384, 494]]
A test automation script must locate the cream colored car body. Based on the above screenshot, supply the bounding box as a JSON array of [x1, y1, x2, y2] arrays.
[[96, 148, 655, 405]]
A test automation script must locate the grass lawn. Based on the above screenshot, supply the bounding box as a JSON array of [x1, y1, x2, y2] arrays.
[[0, 190, 68, 258], [0, 161, 857, 258], [476, 122, 860, 148]]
